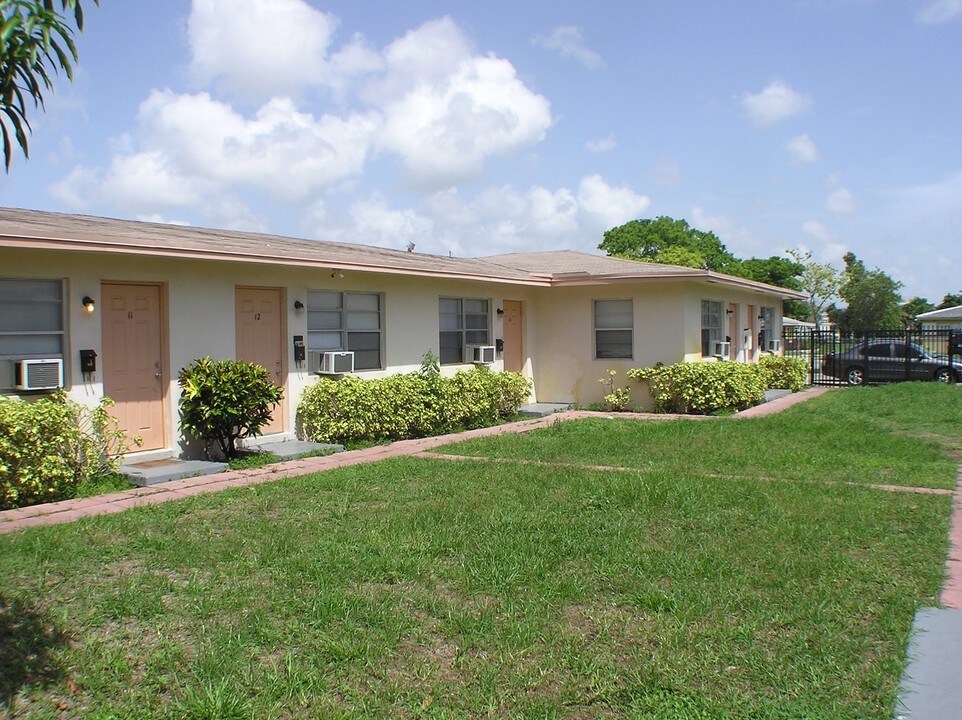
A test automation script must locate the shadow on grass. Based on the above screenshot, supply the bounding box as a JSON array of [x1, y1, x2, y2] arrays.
[[0, 593, 67, 711]]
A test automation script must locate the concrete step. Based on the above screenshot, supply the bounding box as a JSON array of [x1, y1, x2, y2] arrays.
[[121, 458, 226, 487], [518, 402, 571, 418], [245, 439, 344, 459]]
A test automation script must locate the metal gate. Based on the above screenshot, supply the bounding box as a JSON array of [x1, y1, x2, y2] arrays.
[[782, 327, 961, 386]]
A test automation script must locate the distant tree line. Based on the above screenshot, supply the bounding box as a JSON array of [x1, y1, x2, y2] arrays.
[[599, 215, 961, 332]]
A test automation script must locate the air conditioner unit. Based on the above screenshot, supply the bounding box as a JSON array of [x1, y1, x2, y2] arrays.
[[711, 341, 731, 359], [14, 358, 64, 391], [310, 350, 354, 374], [768, 339, 782, 352], [465, 344, 496, 364]]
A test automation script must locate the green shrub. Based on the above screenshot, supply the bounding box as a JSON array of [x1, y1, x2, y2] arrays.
[[628, 361, 766, 415], [599, 370, 631, 411], [0, 392, 134, 510], [758, 355, 809, 392], [178, 357, 284, 459], [297, 368, 531, 444]]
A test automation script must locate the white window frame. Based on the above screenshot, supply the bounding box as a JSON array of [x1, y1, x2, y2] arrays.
[[439, 297, 490, 365], [306, 290, 382, 370], [701, 300, 723, 357], [594, 298, 634, 360], [0, 278, 65, 360]]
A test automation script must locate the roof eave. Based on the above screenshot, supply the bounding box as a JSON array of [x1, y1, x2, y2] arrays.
[[0, 235, 550, 287], [548, 268, 807, 299]]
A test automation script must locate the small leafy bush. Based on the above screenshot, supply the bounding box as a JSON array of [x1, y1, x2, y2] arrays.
[[599, 370, 631, 411], [1, 392, 134, 510], [178, 357, 284, 459], [298, 368, 530, 444], [758, 355, 809, 392], [628, 361, 766, 415]]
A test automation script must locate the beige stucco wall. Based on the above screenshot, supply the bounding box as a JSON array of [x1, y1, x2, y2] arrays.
[[529, 282, 688, 407], [2, 246, 790, 454], [0, 247, 540, 456]]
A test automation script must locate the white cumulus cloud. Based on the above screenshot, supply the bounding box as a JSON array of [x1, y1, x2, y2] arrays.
[[532, 26, 604, 69], [586, 133, 617, 153], [55, 7, 556, 231], [122, 90, 377, 204], [785, 134, 819, 165], [302, 175, 651, 257], [372, 18, 552, 188], [917, 0, 962, 23], [802, 219, 832, 242], [826, 187, 855, 214], [189, 0, 338, 103], [742, 80, 811, 127], [576, 175, 651, 229]]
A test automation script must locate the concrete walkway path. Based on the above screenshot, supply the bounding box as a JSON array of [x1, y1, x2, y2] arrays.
[[896, 467, 962, 719]]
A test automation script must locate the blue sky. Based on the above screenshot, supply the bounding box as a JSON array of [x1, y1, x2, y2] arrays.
[[2, 0, 961, 302]]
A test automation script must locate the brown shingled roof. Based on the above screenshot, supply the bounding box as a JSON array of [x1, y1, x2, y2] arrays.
[[0, 207, 538, 284]]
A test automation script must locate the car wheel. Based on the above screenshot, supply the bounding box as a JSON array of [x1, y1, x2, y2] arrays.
[[845, 366, 865, 386], [934, 367, 953, 384]]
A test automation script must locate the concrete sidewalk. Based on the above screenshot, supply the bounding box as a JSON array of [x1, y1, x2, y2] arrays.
[[896, 467, 962, 719]]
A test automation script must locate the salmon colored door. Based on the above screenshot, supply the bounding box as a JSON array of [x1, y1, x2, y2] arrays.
[[235, 287, 285, 435], [503, 300, 524, 373], [101, 283, 166, 451]]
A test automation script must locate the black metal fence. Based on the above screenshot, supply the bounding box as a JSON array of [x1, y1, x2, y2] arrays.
[[782, 327, 962, 386]]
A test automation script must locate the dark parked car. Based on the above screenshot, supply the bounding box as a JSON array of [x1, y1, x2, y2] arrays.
[[820, 340, 962, 386]]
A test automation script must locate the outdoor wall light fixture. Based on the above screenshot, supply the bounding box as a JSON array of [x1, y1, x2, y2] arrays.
[[293, 300, 305, 311], [330, 270, 344, 279], [726, 308, 734, 315], [82, 296, 96, 314], [496, 308, 504, 316]]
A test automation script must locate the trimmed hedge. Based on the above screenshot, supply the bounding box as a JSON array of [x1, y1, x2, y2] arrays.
[[298, 368, 531, 444], [758, 355, 809, 392], [628, 358, 810, 415], [1, 393, 131, 510], [628, 362, 767, 415]]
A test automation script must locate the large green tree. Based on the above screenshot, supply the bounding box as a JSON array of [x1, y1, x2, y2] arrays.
[[732, 255, 806, 319], [599, 216, 740, 272], [0, 0, 95, 169], [832, 252, 903, 330], [901, 296, 935, 327], [937, 292, 962, 309]]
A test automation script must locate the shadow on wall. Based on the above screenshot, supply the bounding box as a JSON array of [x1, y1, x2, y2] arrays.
[[0, 593, 68, 712]]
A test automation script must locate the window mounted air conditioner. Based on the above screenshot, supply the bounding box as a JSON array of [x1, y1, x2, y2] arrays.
[[310, 350, 354, 374], [465, 344, 496, 364], [711, 341, 731, 359], [768, 339, 782, 352], [14, 358, 64, 390]]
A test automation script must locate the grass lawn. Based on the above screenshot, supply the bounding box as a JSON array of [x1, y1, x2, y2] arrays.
[[0, 383, 958, 718]]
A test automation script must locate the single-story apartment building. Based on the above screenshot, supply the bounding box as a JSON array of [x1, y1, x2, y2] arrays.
[[917, 305, 962, 332], [0, 207, 805, 459]]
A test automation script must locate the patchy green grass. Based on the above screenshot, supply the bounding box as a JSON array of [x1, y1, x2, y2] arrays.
[[441, 384, 962, 490], [73, 473, 133, 499], [0, 384, 956, 719], [226, 450, 282, 471]]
